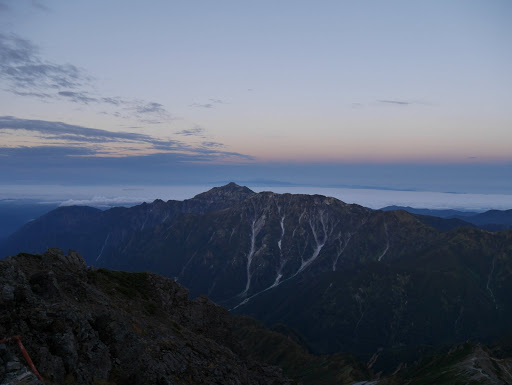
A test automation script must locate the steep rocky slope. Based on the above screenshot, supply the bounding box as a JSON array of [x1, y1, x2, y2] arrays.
[[3, 186, 440, 306], [0, 183, 254, 261], [0, 249, 292, 385]]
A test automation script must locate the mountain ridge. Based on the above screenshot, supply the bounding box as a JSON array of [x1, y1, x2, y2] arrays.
[[381, 205, 512, 231], [2, 183, 512, 371]]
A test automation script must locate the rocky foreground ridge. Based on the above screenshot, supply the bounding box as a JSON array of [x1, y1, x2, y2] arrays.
[[0, 249, 292, 385], [2, 251, 512, 385]]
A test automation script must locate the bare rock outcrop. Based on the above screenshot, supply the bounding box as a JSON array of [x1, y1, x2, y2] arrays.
[[0, 249, 291, 385]]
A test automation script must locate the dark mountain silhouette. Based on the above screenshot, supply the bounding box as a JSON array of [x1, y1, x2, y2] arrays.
[[380, 205, 479, 218], [459, 209, 512, 228], [0, 201, 59, 240], [412, 213, 476, 232], [381, 205, 512, 231]]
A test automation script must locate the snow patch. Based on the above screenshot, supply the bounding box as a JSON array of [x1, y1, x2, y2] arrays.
[[297, 211, 329, 274], [96, 233, 110, 261], [377, 222, 389, 262], [278, 215, 285, 250], [241, 214, 265, 296], [333, 233, 352, 271]]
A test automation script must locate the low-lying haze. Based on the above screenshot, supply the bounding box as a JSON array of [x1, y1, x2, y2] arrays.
[[1, 184, 511, 212]]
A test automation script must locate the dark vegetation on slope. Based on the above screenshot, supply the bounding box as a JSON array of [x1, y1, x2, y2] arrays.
[[237, 228, 512, 370], [232, 316, 371, 385], [379, 341, 512, 385]]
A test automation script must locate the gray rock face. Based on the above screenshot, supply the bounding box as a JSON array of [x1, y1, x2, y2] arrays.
[[1, 285, 14, 301], [0, 342, 42, 385], [0, 249, 291, 385]]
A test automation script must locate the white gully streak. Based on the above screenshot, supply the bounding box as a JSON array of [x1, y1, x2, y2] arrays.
[[96, 233, 110, 262]]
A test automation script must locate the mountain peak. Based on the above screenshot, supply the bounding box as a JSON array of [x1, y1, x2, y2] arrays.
[[192, 183, 255, 202], [221, 182, 254, 192], [225, 181, 242, 187]]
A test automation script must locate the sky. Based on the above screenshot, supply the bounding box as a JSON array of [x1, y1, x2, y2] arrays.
[[0, 0, 511, 194]]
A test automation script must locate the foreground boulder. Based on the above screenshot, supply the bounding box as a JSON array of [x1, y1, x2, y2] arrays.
[[0, 249, 291, 385]]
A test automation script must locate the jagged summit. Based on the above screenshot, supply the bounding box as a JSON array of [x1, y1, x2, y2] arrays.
[[225, 181, 251, 190], [192, 182, 255, 203]]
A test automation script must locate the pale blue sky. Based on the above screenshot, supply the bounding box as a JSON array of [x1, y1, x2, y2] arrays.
[[0, 0, 511, 192]]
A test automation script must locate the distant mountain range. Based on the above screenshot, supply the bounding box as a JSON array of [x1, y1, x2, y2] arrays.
[[2, 183, 512, 373], [381, 205, 512, 231], [0, 200, 59, 240]]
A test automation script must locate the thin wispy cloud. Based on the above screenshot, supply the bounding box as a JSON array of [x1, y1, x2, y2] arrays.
[[350, 100, 432, 109], [12, 90, 52, 99], [190, 103, 214, 109], [132, 101, 171, 124], [0, 33, 172, 124], [134, 102, 166, 114], [0, 116, 182, 150], [174, 127, 227, 150], [378, 100, 412, 106], [0, 116, 252, 161], [202, 141, 224, 148], [58, 91, 97, 104], [0, 145, 98, 158], [101, 97, 123, 106], [175, 126, 206, 137], [0, 33, 90, 91], [55, 91, 171, 123], [31, 0, 50, 12], [189, 98, 225, 109]]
